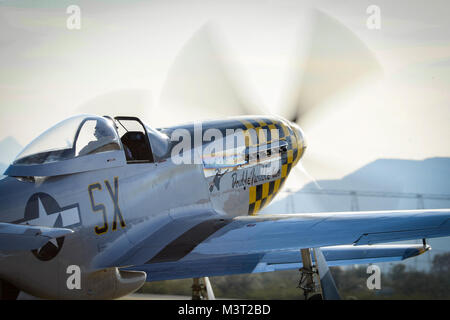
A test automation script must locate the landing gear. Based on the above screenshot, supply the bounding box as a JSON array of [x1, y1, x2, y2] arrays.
[[297, 248, 323, 300], [297, 248, 341, 300], [191, 277, 215, 300]]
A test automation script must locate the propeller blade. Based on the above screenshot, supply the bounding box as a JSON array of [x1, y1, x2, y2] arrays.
[[299, 151, 354, 181], [294, 163, 322, 190], [158, 23, 263, 125], [282, 9, 382, 125], [313, 247, 341, 300]]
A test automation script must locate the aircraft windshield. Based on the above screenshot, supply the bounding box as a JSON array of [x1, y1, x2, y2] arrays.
[[14, 115, 121, 165]]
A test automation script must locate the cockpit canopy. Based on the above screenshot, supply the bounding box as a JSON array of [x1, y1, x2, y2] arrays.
[[14, 115, 121, 165], [6, 115, 126, 177]]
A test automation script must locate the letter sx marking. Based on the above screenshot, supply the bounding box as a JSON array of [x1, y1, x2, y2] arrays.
[[88, 177, 126, 235]]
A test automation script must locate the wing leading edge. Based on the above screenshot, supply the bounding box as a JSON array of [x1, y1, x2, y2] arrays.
[[123, 208, 448, 281]]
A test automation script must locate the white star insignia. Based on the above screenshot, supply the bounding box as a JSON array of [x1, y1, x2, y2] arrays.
[[27, 198, 60, 227]]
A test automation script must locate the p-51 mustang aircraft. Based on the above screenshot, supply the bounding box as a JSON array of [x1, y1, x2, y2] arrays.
[[0, 113, 449, 300]]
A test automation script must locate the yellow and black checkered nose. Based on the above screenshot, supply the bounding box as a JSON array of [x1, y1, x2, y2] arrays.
[[242, 117, 307, 215], [289, 121, 307, 165]]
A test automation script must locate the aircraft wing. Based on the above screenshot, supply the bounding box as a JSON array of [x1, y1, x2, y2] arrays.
[[186, 209, 450, 256], [0, 222, 73, 251], [126, 244, 429, 281], [115, 208, 450, 279]]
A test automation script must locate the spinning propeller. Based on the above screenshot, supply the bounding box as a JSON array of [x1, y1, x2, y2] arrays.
[[157, 9, 382, 186], [79, 8, 383, 300]]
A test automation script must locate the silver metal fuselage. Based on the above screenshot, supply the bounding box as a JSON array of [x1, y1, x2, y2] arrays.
[[0, 115, 305, 299]]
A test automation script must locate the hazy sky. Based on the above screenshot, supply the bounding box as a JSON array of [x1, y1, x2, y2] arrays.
[[1, 0, 449, 182]]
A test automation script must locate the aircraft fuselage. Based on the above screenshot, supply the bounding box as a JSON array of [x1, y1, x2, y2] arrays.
[[0, 115, 305, 299]]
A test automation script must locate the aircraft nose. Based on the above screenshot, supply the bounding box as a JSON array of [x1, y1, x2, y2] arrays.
[[290, 122, 307, 162]]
